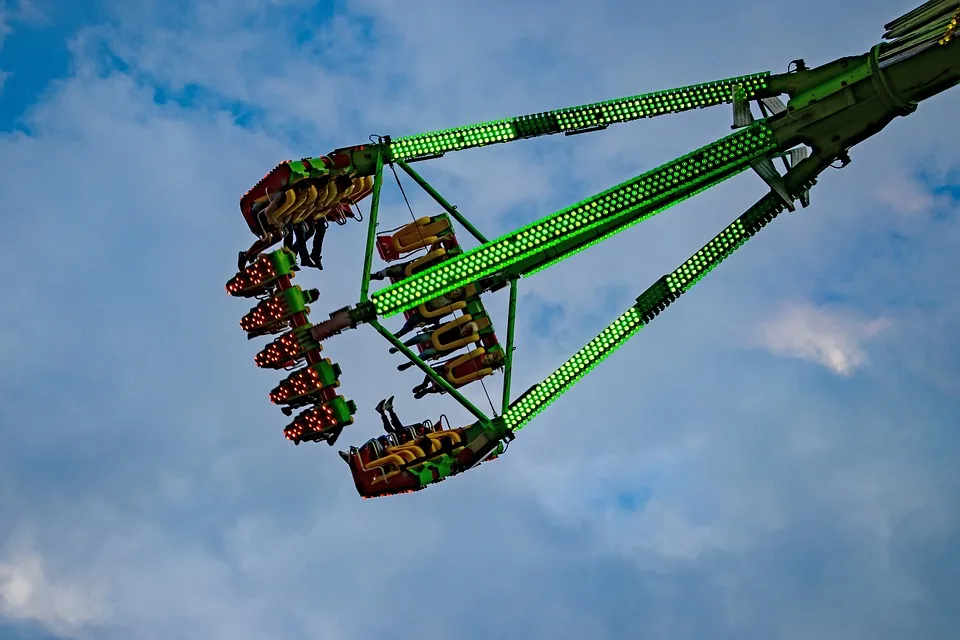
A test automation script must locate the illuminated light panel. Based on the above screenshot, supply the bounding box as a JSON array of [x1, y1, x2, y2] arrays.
[[524, 183, 718, 277], [387, 73, 770, 161], [240, 286, 314, 333], [225, 248, 297, 297], [284, 396, 357, 442], [389, 121, 516, 161], [666, 220, 749, 293], [270, 359, 342, 405], [503, 195, 791, 431], [374, 123, 777, 316], [552, 74, 768, 131], [503, 309, 645, 431], [254, 326, 320, 369]]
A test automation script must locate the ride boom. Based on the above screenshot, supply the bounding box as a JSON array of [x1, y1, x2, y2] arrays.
[[225, 1, 959, 498]]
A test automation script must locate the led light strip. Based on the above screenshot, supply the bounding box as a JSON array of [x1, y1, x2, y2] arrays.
[[502, 194, 789, 431], [503, 308, 644, 430], [373, 122, 778, 317], [387, 73, 770, 161], [523, 183, 720, 277]]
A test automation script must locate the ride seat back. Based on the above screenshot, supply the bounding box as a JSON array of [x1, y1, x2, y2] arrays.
[[392, 215, 452, 255], [429, 314, 481, 353], [343, 176, 374, 204], [418, 284, 479, 320], [443, 347, 491, 387], [405, 247, 448, 278]]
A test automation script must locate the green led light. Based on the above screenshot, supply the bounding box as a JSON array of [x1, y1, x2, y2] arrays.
[[633, 196, 789, 324], [502, 309, 645, 431], [553, 74, 768, 131], [373, 123, 777, 317], [502, 194, 792, 432], [388, 121, 518, 160], [665, 220, 749, 293], [524, 183, 718, 277], [387, 73, 770, 161]]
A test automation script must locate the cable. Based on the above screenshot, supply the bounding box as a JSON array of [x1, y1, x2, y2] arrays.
[[387, 163, 499, 418]]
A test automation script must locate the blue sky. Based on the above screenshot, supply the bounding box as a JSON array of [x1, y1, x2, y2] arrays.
[[1, 0, 958, 638]]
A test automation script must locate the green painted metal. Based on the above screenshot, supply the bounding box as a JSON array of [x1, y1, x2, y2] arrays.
[[359, 153, 385, 302], [500, 22, 960, 436], [788, 58, 872, 110], [395, 160, 489, 244], [372, 122, 778, 317], [519, 181, 719, 280], [501, 279, 518, 415], [369, 320, 489, 423], [230, 2, 960, 499], [502, 154, 830, 431], [386, 73, 771, 161], [410, 454, 457, 486]]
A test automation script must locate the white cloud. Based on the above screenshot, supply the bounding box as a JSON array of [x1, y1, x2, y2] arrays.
[[874, 172, 952, 216], [0, 548, 106, 635], [752, 304, 890, 375]]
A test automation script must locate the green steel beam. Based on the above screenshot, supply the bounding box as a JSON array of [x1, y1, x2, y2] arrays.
[[395, 159, 490, 244], [501, 154, 830, 431], [372, 122, 779, 318], [386, 73, 771, 162], [501, 279, 519, 415], [518, 182, 721, 280], [359, 153, 385, 302], [370, 320, 489, 423], [500, 33, 960, 433]]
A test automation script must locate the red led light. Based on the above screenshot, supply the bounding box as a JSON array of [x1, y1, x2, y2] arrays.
[[282, 404, 337, 440], [269, 367, 325, 404], [241, 297, 287, 331], [225, 256, 280, 295], [255, 332, 301, 367]]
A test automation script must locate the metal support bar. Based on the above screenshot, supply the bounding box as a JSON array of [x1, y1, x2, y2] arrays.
[[501, 279, 518, 415], [395, 159, 489, 244], [359, 152, 385, 301], [370, 320, 489, 423], [500, 154, 831, 433], [371, 123, 778, 319]]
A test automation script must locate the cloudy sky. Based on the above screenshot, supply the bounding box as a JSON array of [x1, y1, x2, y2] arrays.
[[1, 0, 958, 638]]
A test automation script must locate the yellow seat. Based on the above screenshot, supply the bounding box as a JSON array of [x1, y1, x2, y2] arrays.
[[291, 183, 330, 224], [388, 444, 428, 458], [404, 248, 447, 278], [444, 348, 493, 386], [264, 189, 297, 228], [426, 430, 462, 447], [339, 179, 356, 201], [363, 453, 407, 471], [299, 180, 339, 224], [344, 176, 374, 204], [318, 179, 339, 208], [417, 284, 478, 320], [392, 216, 451, 254], [428, 314, 483, 353], [420, 300, 467, 321], [269, 189, 309, 227], [287, 184, 318, 223]]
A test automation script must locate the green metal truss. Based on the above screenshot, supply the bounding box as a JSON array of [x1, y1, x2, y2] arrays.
[[285, 2, 958, 494]]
